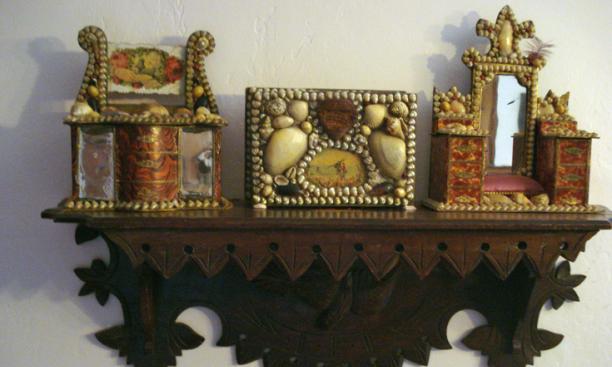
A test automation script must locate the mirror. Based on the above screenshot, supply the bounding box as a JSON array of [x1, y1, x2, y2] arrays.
[[480, 75, 527, 172]]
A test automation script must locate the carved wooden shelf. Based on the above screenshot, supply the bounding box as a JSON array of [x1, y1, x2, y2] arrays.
[[41, 202, 611, 367]]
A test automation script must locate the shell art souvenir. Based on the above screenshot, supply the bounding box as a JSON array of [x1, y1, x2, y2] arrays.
[[425, 6, 600, 213], [61, 26, 231, 211], [245, 88, 417, 209]]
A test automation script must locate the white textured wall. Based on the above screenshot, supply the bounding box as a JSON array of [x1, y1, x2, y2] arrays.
[[1, 1, 611, 366]]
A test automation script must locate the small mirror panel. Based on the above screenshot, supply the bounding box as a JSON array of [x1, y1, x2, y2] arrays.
[[180, 128, 214, 198], [78, 127, 115, 200], [480, 75, 527, 171]]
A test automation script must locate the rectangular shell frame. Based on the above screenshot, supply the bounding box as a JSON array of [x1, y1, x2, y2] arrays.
[[245, 87, 417, 209]]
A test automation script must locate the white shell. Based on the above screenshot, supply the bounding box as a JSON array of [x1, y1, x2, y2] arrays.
[[272, 115, 295, 129], [70, 102, 94, 116], [499, 20, 514, 56], [287, 100, 309, 122], [368, 131, 406, 180], [264, 127, 308, 175], [363, 104, 387, 129]]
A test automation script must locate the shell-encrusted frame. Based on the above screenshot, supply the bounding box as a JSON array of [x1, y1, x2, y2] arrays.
[[245, 88, 417, 209], [427, 6, 601, 213], [60, 26, 230, 212]]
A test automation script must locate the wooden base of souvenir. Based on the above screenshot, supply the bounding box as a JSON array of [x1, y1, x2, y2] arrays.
[[41, 202, 610, 367]]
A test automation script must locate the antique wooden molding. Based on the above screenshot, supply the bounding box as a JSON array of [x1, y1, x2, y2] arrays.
[[42, 203, 610, 367]]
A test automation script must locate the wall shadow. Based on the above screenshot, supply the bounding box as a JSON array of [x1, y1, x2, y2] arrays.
[[0, 36, 122, 340]]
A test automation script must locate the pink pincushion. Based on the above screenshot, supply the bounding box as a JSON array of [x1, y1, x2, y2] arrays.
[[483, 174, 544, 195]]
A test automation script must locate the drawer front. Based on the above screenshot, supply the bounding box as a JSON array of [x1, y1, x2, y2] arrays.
[[556, 165, 588, 189], [449, 161, 483, 187], [448, 187, 481, 205], [558, 139, 589, 165], [449, 137, 485, 162], [554, 188, 587, 206], [117, 126, 178, 152], [116, 126, 180, 202], [119, 180, 179, 202]]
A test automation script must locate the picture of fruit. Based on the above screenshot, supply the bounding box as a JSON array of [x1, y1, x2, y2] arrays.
[[109, 46, 184, 93]]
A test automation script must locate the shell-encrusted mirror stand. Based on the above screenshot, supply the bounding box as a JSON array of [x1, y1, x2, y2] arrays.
[[61, 26, 231, 211], [425, 5, 600, 213], [245, 88, 417, 209]]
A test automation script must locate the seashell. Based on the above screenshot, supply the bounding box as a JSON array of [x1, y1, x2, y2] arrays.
[[195, 106, 210, 116], [368, 131, 406, 180], [287, 100, 309, 122], [450, 100, 466, 114], [441, 101, 451, 112], [262, 185, 273, 197], [499, 20, 514, 56], [266, 98, 287, 116], [370, 182, 394, 196], [363, 104, 387, 129], [531, 193, 550, 206], [147, 104, 169, 116], [394, 187, 407, 198], [70, 102, 94, 116], [389, 101, 409, 118], [272, 115, 294, 129], [87, 85, 100, 98], [101, 106, 129, 116], [361, 125, 371, 136], [512, 192, 532, 205], [300, 121, 313, 134], [261, 173, 273, 185], [284, 166, 297, 180], [174, 107, 193, 118], [193, 85, 205, 98], [318, 99, 356, 140], [260, 126, 274, 140], [385, 117, 405, 140], [486, 193, 514, 205], [253, 203, 267, 209], [264, 127, 308, 175], [538, 103, 555, 116], [274, 176, 300, 196]]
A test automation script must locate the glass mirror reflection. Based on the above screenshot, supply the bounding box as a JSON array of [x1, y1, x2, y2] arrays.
[[481, 75, 527, 171]]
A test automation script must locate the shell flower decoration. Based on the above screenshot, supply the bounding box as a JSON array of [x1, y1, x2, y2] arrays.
[[524, 37, 554, 68]]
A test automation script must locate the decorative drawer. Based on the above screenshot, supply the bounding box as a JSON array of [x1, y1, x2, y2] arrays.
[[119, 180, 179, 202], [554, 188, 587, 206], [558, 139, 589, 165], [449, 137, 485, 162], [449, 162, 483, 187], [556, 165, 588, 189], [448, 187, 481, 204]]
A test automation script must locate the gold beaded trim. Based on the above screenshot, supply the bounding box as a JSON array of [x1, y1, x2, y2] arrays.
[[64, 113, 226, 126], [61, 197, 233, 212], [423, 198, 602, 213]]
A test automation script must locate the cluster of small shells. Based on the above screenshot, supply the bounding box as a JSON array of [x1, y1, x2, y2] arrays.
[[185, 31, 218, 112], [77, 26, 108, 107], [424, 198, 601, 213], [540, 128, 598, 139], [62, 197, 232, 211], [432, 87, 474, 119], [64, 108, 226, 126], [245, 88, 417, 208], [473, 5, 535, 60]]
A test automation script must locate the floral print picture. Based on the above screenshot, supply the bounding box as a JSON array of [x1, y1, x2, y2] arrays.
[[108, 43, 184, 95]]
